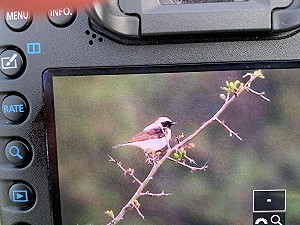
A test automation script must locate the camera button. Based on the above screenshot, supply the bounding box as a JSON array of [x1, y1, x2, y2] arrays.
[[1, 95, 29, 123], [48, 7, 76, 27], [5, 140, 31, 167], [5, 11, 32, 31], [0, 49, 25, 77], [9, 183, 35, 209]]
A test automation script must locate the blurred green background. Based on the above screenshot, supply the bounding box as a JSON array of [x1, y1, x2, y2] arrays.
[[52, 69, 300, 225]]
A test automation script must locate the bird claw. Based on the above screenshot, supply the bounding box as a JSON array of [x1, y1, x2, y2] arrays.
[[144, 151, 161, 165]]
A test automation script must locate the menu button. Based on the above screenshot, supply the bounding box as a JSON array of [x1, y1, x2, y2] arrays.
[[5, 11, 32, 31]]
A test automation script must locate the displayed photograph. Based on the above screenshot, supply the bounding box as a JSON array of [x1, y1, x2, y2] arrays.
[[50, 69, 300, 225]]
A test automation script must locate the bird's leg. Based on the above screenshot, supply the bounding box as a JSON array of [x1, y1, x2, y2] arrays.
[[144, 150, 161, 165], [144, 150, 154, 165]]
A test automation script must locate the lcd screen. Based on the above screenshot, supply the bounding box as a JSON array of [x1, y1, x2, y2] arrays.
[[46, 69, 300, 225]]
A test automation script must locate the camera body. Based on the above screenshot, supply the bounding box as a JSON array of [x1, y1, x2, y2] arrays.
[[0, 0, 300, 224]]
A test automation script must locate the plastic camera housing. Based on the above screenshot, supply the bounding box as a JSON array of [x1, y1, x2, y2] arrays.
[[0, 0, 300, 224]]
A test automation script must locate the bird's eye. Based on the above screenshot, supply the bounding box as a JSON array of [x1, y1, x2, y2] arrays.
[[161, 121, 172, 128]]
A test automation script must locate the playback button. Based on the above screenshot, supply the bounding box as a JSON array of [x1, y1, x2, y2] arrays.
[[0, 49, 25, 77], [9, 183, 35, 208], [5, 140, 31, 167]]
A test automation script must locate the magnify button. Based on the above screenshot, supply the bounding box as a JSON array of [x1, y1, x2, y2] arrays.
[[9, 146, 23, 159], [271, 215, 283, 225], [5, 140, 31, 167]]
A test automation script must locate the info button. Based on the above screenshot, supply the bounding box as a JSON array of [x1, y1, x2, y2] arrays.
[[1, 95, 29, 123], [48, 7, 76, 27]]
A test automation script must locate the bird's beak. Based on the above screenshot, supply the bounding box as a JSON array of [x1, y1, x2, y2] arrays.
[[171, 121, 177, 125]]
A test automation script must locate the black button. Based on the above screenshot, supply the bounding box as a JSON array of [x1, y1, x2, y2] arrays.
[[5, 141, 31, 167], [1, 95, 29, 123], [5, 11, 32, 31], [48, 7, 76, 27], [0, 49, 25, 77], [9, 183, 35, 209]]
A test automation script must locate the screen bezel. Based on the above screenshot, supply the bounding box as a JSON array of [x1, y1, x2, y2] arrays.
[[43, 61, 300, 225]]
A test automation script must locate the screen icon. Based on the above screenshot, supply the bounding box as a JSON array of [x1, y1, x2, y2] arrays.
[[253, 213, 285, 225], [9, 146, 23, 159], [12, 190, 29, 202], [27, 42, 41, 54], [1, 53, 18, 70], [253, 190, 286, 213], [271, 215, 283, 225], [255, 217, 268, 224], [253, 190, 286, 225]]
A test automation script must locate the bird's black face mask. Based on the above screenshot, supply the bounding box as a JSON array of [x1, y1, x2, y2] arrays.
[[161, 121, 176, 128]]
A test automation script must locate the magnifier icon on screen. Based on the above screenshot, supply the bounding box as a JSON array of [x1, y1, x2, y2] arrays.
[[271, 215, 283, 225], [9, 146, 23, 160]]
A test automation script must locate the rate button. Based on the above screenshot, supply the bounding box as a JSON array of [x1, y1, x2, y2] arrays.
[[1, 95, 29, 123]]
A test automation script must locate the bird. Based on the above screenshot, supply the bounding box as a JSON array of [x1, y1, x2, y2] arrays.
[[113, 117, 176, 153]]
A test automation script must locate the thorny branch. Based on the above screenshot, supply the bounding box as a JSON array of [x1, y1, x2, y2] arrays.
[[246, 87, 270, 102], [141, 191, 172, 197], [184, 154, 197, 165], [167, 156, 208, 172], [215, 117, 243, 141], [132, 203, 145, 220], [109, 156, 142, 185], [107, 70, 268, 225]]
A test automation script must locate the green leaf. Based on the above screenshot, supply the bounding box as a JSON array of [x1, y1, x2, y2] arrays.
[[174, 152, 180, 159], [254, 69, 263, 77], [221, 79, 242, 93], [220, 94, 226, 100], [233, 80, 240, 86], [221, 87, 230, 92], [134, 199, 141, 207], [105, 210, 115, 219]]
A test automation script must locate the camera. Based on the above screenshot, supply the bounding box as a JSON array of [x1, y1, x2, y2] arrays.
[[0, 0, 299, 224]]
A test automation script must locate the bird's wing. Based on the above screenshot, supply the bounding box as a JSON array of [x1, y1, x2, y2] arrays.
[[128, 126, 165, 143]]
